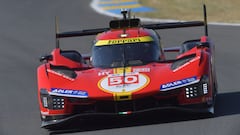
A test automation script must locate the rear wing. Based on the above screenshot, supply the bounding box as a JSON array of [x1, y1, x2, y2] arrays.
[[55, 4, 208, 48], [56, 21, 204, 39]]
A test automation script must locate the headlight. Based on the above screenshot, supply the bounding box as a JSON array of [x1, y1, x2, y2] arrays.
[[185, 75, 209, 98], [51, 96, 65, 110], [40, 89, 65, 110], [40, 89, 49, 108]]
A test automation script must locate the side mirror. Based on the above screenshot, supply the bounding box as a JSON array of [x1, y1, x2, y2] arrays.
[[39, 55, 53, 62]]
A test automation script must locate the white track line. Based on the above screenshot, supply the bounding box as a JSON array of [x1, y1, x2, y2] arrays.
[[90, 0, 240, 26]]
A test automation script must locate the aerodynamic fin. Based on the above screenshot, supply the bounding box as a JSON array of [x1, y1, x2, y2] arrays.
[[203, 4, 208, 36], [55, 16, 60, 48]]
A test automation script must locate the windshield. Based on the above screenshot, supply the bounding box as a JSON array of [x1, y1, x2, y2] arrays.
[[92, 42, 160, 68]]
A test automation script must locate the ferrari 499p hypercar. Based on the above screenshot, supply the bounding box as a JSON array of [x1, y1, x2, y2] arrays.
[[37, 6, 217, 129]]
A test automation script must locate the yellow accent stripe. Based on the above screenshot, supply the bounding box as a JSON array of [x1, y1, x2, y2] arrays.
[[95, 36, 153, 46], [102, 4, 141, 10], [113, 67, 132, 74], [114, 92, 132, 101], [113, 67, 132, 101]]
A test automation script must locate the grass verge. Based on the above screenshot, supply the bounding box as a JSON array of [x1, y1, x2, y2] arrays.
[[137, 0, 240, 23]]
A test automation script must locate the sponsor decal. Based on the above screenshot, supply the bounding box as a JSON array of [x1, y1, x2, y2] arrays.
[[133, 67, 150, 72], [98, 72, 150, 93], [50, 88, 88, 98], [108, 74, 139, 86], [98, 70, 111, 76], [95, 36, 153, 46], [203, 83, 208, 94], [160, 76, 199, 91], [113, 67, 132, 74]]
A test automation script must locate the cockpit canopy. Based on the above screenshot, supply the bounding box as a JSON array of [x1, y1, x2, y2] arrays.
[[92, 33, 162, 68]]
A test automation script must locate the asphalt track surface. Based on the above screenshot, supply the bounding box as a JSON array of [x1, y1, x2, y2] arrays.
[[1, 0, 240, 135]]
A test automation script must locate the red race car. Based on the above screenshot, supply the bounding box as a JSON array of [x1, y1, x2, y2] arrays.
[[37, 5, 217, 129]]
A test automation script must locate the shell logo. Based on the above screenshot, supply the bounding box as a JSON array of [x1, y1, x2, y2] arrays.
[[98, 72, 150, 93]]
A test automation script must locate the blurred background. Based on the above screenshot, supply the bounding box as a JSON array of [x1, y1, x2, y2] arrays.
[[96, 0, 240, 23]]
